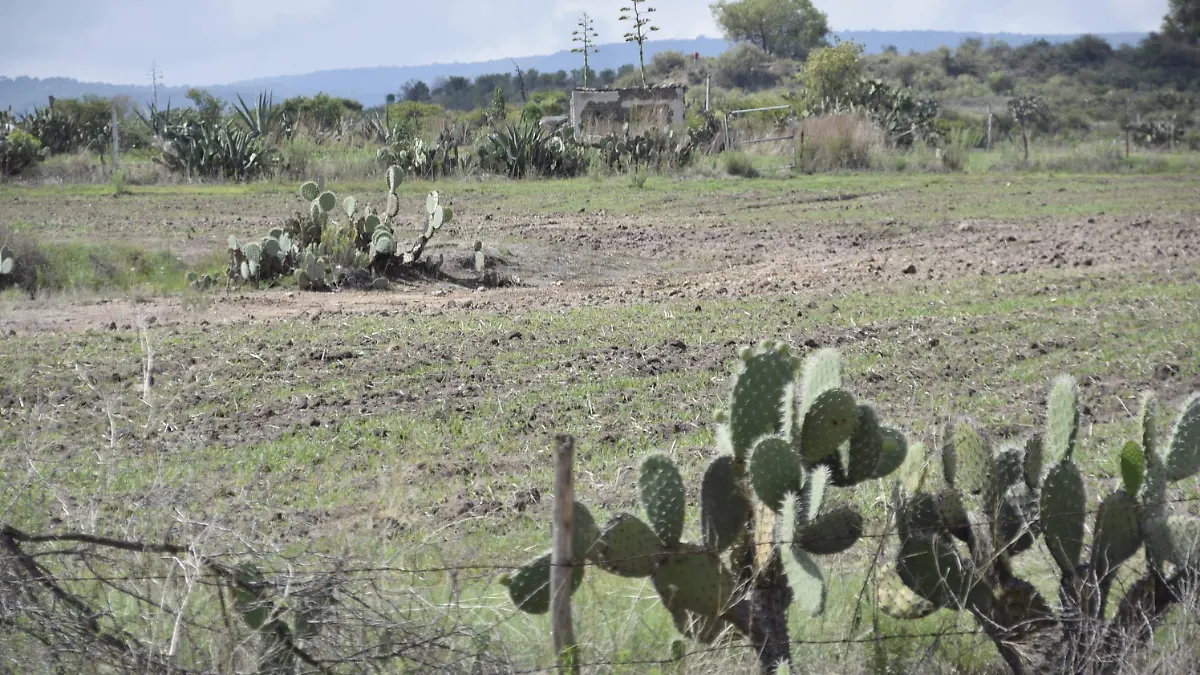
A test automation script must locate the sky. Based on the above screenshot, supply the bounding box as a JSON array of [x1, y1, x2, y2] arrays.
[[0, 0, 1170, 86]]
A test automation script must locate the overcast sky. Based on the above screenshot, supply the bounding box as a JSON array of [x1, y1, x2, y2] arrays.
[[1, 0, 1169, 86]]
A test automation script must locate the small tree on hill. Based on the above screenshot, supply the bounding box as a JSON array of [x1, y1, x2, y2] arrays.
[[571, 13, 600, 89], [1009, 93, 1048, 162], [620, 0, 659, 88], [710, 0, 830, 60]]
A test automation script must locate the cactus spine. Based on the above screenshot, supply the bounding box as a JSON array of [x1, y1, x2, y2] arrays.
[[507, 344, 907, 673]]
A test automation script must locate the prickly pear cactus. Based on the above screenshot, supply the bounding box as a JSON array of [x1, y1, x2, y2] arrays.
[[507, 344, 907, 673], [887, 376, 1200, 675]]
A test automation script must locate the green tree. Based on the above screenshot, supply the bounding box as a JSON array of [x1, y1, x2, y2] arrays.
[[710, 0, 829, 60], [800, 40, 864, 104], [186, 88, 224, 125], [1008, 93, 1048, 161], [1163, 0, 1200, 44]]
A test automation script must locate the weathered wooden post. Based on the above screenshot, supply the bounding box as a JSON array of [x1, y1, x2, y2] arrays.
[[111, 99, 120, 174], [551, 434, 579, 674]]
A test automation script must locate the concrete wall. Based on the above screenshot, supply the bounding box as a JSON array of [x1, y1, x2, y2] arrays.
[[569, 86, 686, 132]]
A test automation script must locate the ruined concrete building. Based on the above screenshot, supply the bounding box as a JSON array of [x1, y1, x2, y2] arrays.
[[568, 85, 686, 134]]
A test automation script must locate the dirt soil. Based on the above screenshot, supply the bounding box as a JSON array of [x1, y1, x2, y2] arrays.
[[3, 186, 1198, 334]]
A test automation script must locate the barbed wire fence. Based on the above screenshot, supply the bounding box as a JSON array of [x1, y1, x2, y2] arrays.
[[4, 331, 1200, 675], [5, 454, 1200, 673]]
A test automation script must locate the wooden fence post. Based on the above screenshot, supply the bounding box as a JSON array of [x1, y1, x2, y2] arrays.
[[111, 99, 120, 174], [551, 434, 579, 674], [986, 104, 993, 151]]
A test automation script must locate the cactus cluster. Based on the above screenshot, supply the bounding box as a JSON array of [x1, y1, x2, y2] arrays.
[[228, 226, 294, 283], [185, 271, 215, 291], [223, 166, 458, 291], [295, 248, 327, 291], [887, 376, 1200, 674], [505, 344, 908, 672]]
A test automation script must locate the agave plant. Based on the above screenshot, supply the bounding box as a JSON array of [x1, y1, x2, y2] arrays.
[[233, 92, 283, 141], [156, 120, 270, 180]]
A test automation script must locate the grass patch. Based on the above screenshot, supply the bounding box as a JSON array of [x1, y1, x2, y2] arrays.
[[723, 151, 761, 178], [0, 224, 191, 296]]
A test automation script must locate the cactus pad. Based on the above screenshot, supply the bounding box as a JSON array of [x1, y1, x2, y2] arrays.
[[898, 491, 943, 542], [996, 445, 1024, 491], [639, 454, 686, 548], [799, 505, 863, 555], [799, 348, 843, 414], [572, 501, 601, 562], [1149, 516, 1200, 568], [942, 418, 994, 497], [800, 388, 858, 462], [260, 237, 280, 260], [1040, 460, 1086, 576], [506, 552, 584, 615], [1119, 441, 1145, 496], [846, 405, 884, 484], [233, 566, 270, 630], [343, 196, 357, 219], [936, 487, 971, 542], [385, 193, 400, 218], [317, 191, 336, 213], [1090, 490, 1142, 578], [1023, 434, 1045, 492], [652, 546, 734, 616], [783, 543, 826, 615], [877, 570, 937, 619], [700, 456, 749, 552], [1047, 375, 1080, 464], [800, 464, 830, 526], [300, 182, 319, 201], [596, 513, 666, 577], [0, 246, 13, 275], [729, 344, 795, 460], [426, 191, 439, 216], [872, 427, 909, 479], [386, 165, 401, 193], [897, 532, 982, 611], [750, 436, 803, 512], [227, 235, 240, 251], [1165, 394, 1200, 482]]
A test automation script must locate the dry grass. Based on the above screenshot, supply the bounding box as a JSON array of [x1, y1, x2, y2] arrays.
[[799, 114, 884, 172]]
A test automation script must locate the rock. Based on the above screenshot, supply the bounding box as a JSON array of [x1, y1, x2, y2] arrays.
[[902, 264, 918, 274]]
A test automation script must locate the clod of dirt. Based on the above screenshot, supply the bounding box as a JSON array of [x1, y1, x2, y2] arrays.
[[1155, 363, 1181, 381], [902, 264, 918, 274]]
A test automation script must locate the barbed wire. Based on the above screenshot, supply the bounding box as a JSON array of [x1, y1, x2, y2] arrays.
[[10, 492, 1200, 583]]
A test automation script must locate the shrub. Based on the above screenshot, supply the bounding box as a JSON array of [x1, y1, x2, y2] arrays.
[[722, 151, 760, 177], [800, 114, 881, 171], [713, 44, 780, 90], [0, 129, 44, 176], [649, 50, 690, 78]]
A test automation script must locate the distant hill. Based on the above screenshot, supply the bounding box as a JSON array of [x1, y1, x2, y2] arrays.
[[0, 31, 1148, 114]]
